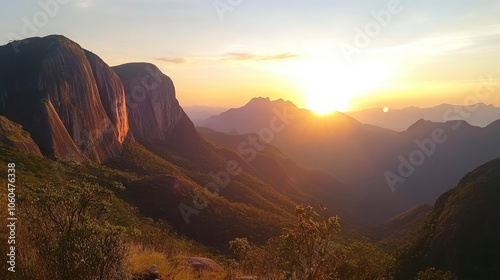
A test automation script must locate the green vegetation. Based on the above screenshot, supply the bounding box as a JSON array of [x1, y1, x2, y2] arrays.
[[396, 158, 500, 279], [0, 116, 33, 142], [0, 141, 398, 280], [0, 143, 216, 279], [2, 136, 497, 279], [21, 181, 127, 279], [229, 205, 396, 280]]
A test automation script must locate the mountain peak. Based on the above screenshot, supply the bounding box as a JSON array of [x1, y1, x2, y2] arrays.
[[245, 97, 298, 111], [0, 34, 127, 163], [406, 119, 435, 131]]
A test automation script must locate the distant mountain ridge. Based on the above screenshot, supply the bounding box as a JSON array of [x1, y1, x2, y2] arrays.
[[199, 97, 500, 222], [184, 105, 228, 125], [346, 103, 500, 131]]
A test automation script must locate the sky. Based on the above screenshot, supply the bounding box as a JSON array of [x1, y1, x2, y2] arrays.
[[1, 0, 500, 113]]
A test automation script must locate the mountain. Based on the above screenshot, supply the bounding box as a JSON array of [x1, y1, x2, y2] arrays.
[[398, 158, 500, 279], [200, 97, 396, 184], [0, 35, 128, 163], [0, 35, 365, 249], [199, 98, 500, 222], [112, 63, 193, 145], [0, 35, 497, 278], [346, 103, 500, 131]]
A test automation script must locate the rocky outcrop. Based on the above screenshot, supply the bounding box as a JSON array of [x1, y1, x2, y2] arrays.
[[182, 257, 225, 273], [0, 116, 41, 155], [112, 63, 196, 145], [0, 35, 128, 163], [0, 35, 198, 163]]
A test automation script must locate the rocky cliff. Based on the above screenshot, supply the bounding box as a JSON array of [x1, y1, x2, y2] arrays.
[[113, 63, 197, 146], [0, 35, 128, 163]]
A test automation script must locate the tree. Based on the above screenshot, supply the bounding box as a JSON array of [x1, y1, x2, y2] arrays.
[[337, 238, 396, 280], [230, 205, 343, 279], [276, 205, 342, 280]]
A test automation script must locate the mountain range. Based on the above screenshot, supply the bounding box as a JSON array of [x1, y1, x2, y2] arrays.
[[1, 35, 499, 278], [199, 97, 500, 221], [346, 103, 500, 131]]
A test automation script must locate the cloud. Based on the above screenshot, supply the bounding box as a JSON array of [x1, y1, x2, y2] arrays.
[[220, 52, 299, 62], [155, 57, 189, 64], [76, 0, 94, 8], [367, 25, 500, 63]]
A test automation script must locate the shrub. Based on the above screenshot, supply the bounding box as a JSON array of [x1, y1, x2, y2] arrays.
[[23, 180, 127, 280]]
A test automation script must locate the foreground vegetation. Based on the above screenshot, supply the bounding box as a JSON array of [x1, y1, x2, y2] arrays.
[[0, 144, 219, 279], [0, 143, 455, 279]]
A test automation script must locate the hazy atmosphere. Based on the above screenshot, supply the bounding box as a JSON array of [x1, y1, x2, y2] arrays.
[[2, 0, 500, 112], [1, 1, 500, 279]]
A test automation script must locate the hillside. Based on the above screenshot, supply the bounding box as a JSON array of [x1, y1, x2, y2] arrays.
[[398, 158, 500, 279], [197, 127, 358, 223]]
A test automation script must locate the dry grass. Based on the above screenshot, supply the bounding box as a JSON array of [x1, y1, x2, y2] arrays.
[[125, 244, 226, 280]]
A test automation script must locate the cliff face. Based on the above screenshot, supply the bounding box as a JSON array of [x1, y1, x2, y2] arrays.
[[84, 51, 128, 143], [113, 63, 196, 145], [0, 35, 128, 163]]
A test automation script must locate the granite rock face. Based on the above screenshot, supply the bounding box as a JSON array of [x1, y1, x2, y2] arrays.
[[0, 35, 128, 163], [0, 35, 196, 162], [113, 63, 195, 145], [85, 50, 129, 143]]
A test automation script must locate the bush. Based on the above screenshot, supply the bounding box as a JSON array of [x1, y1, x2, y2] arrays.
[[23, 180, 127, 280], [337, 238, 395, 280], [230, 205, 343, 280], [230, 205, 396, 280]]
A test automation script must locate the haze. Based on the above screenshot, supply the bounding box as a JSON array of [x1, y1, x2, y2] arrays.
[[2, 0, 500, 113]]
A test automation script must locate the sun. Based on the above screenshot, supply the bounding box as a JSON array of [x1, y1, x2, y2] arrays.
[[301, 63, 356, 114], [299, 60, 393, 115], [306, 89, 350, 114]]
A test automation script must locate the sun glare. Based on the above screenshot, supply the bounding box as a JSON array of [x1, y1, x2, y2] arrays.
[[306, 89, 350, 114], [299, 61, 393, 115]]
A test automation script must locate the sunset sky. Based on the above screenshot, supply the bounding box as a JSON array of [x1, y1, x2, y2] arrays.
[[2, 0, 500, 113]]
